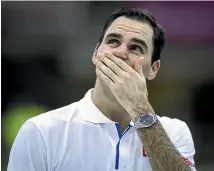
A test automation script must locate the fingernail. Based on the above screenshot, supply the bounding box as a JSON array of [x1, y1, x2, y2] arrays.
[[141, 57, 144, 62], [96, 52, 101, 57]]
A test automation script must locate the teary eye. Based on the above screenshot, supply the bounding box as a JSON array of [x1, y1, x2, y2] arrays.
[[129, 45, 144, 54], [107, 39, 120, 46]]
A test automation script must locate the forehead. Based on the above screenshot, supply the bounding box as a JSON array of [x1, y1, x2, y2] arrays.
[[104, 16, 154, 48]]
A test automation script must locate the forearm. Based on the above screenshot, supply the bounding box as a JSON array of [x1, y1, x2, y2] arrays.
[[137, 120, 191, 171], [131, 102, 191, 171]]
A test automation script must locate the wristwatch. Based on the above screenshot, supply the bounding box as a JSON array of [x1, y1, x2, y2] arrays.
[[134, 113, 157, 129]]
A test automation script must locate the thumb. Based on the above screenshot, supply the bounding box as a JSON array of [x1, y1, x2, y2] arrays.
[[134, 57, 144, 75]]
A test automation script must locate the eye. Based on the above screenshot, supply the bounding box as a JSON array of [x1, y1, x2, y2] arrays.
[[107, 39, 120, 46], [129, 45, 144, 53]]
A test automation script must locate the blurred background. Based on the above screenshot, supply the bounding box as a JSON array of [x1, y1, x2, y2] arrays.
[[1, 1, 214, 171]]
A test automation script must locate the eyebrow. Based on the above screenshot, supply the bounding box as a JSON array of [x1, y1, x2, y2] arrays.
[[131, 38, 148, 50], [105, 33, 122, 39]]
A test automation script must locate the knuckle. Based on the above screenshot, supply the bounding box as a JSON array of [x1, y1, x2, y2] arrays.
[[96, 53, 102, 60], [118, 80, 125, 86], [122, 73, 130, 81]]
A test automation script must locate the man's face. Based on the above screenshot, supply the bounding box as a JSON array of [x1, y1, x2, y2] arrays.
[[93, 16, 160, 79]]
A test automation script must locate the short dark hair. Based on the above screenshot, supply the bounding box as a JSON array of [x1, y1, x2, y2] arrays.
[[97, 7, 166, 64]]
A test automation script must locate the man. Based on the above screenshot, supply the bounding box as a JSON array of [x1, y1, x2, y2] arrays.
[[8, 7, 196, 171]]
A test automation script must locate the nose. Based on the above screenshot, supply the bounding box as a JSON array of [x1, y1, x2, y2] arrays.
[[112, 44, 128, 60]]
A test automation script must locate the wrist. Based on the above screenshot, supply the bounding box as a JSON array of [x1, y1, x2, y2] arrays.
[[129, 101, 154, 121], [133, 113, 158, 129]]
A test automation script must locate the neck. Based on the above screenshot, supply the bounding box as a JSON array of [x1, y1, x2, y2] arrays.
[[92, 79, 131, 132]]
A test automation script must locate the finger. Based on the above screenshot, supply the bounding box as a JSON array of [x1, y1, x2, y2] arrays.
[[105, 51, 133, 73], [95, 68, 114, 87], [94, 58, 119, 83], [134, 57, 144, 76], [96, 52, 125, 77]]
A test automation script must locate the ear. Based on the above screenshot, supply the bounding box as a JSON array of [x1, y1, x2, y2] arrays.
[[92, 43, 100, 64], [147, 60, 161, 80]]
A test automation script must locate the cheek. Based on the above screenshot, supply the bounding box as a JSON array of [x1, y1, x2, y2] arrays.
[[142, 67, 150, 76], [93, 45, 112, 64], [97, 44, 112, 54], [142, 59, 151, 75]]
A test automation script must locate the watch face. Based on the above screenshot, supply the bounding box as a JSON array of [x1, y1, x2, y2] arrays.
[[140, 114, 153, 125]]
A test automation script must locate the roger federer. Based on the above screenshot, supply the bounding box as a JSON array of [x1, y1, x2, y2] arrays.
[[8, 7, 196, 171]]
